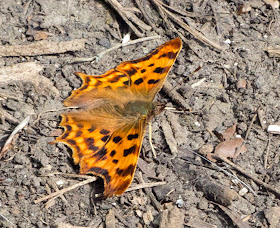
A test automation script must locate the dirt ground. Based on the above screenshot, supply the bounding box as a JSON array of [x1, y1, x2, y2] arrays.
[[1, 0, 280, 227]]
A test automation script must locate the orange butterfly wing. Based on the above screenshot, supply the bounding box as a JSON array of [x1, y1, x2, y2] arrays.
[[54, 38, 182, 197], [64, 38, 182, 107]]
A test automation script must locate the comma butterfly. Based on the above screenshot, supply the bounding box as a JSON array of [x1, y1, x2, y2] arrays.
[[53, 38, 182, 198]]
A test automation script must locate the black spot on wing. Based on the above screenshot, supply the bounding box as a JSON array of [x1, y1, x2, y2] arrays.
[[80, 84, 88, 90], [134, 78, 143, 85], [66, 125, 72, 131], [100, 129, 110, 135], [84, 77, 90, 84], [167, 51, 176, 59], [113, 136, 122, 143], [123, 80, 129, 86], [89, 145, 99, 151], [95, 81, 102, 86], [88, 125, 96, 133], [85, 137, 94, 144], [122, 165, 135, 177], [77, 123, 84, 128], [153, 67, 167, 74], [112, 159, 118, 164], [85, 138, 99, 152], [101, 135, 110, 142], [89, 167, 111, 183], [110, 150, 116, 157], [127, 68, 137, 76], [116, 168, 123, 175], [127, 134, 138, 140], [75, 131, 82, 137], [61, 132, 70, 139], [141, 69, 146, 73], [108, 77, 119, 83], [101, 155, 108, 161], [123, 145, 136, 157], [94, 148, 107, 161], [159, 52, 176, 59], [67, 139, 76, 145], [148, 79, 160, 84], [105, 85, 112, 89], [148, 63, 154, 67]]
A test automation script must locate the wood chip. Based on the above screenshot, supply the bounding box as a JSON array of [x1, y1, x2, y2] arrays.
[[217, 204, 251, 228], [195, 178, 239, 206], [267, 125, 280, 134], [105, 209, 116, 228], [264, 0, 279, 8], [159, 205, 184, 228], [0, 39, 87, 57]]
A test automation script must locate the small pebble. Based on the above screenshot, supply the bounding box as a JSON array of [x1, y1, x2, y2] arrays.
[[236, 78, 247, 89], [239, 187, 248, 196]]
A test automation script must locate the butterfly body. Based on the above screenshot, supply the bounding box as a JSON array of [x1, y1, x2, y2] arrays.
[[54, 38, 182, 197]]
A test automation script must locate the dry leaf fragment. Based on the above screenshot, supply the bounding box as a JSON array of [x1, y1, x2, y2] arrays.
[[215, 138, 247, 159], [221, 124, 237, 141], [209, 124, 247, 160]]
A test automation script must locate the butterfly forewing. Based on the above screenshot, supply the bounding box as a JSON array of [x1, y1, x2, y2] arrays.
[[116, 37, 182, 99]]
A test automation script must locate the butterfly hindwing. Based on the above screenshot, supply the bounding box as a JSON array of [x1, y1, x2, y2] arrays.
[[80, 120, 146, 197]]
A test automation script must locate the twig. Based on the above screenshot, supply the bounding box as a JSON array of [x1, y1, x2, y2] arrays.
[[154, 0, 194, 17], [104, 0, 151, 37], [217, 155, 280, 198], [72, 35, 161, 63], [137, 172, 163, 211], [126, 181, 166, 192], [181, 148, 258, 196], [264, 134, 271, 169], [264, 48, 280, 57], [42, 172, 93, 179], [149, 123, 157, 158], [134, 0, 160, 33], [0, 116, 30, 158], [23, 0, 33, 19], [34, 176, 97, 203], [150, 0, 189, 44], [210, 2, 221, 39], [0, 212, 16, 227], [49, 180, 68, 204], [153, 0, 224, 51], [245, 113, 257, 140], [162, 80, 190, 111]]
